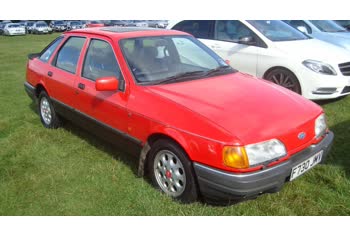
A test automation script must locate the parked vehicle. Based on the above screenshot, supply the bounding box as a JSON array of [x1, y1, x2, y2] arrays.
[[26, 21, 35, 33], [66, 21, 83, 30], [32, 21, 52, 34], [1, 20, 12, 24], [124, 20, 148, 27], [25, 27, 333, 203], [169, 20, 350, 100], [147, 20, 168, 28], [104, 20, 127, 27], [0, 23, 6, 35], [50, 20, 67, 32], [284, 20, 350, 50], [3, 23, 26, 36], [334, 20, 350, 31], [86, 20, 104, 28]]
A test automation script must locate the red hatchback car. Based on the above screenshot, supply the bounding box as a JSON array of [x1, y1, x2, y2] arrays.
[[25, 27, 334, 203]]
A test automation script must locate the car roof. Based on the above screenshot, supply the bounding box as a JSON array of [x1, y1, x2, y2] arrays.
[[66, 27, 189, 39]]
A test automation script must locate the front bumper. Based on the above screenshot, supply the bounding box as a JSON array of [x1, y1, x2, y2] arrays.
[[194, 131, 334, 201]]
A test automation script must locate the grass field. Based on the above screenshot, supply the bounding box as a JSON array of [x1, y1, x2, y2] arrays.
[[0, 33, 350, 216]]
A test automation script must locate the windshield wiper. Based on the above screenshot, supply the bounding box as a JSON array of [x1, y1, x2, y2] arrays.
[[154, 70, 205, 85], [203, 65, 233, 77]]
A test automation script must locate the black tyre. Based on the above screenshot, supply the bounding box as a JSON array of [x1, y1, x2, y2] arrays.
[[265, 68, 301, 94], [38, 91, 61, 129], [147, 139, 198, 203]]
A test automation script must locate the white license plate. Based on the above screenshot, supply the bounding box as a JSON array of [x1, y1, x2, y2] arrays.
[[290, 150, 323, 181]]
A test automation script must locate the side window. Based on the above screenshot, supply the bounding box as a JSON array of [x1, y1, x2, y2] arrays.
[[82, 39, 123, 81], [215, 20, 255, 43], [54, 37, 86, 74], [172, 20, 213, 39], [288, 20, 312, 34], [39, 37, 64, 63]]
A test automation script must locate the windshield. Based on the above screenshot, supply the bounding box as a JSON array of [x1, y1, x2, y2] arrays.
[[54, 21, 64, 25], [91, 21, 101, 24], [27, 22, 34, 26], [9, 24, 20, 28], [71, 21, 80, 25], [120, 35, 235, 84], [37, 23, 47, 27], [310, 20, 347, 32], [248, 20, 309, 41]]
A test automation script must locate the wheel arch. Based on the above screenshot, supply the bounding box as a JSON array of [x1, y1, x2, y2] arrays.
[[262, 66, 303, 95]]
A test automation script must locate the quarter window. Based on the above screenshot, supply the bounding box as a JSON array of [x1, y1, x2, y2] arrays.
[[39, 37, 63, 63], [82, 39, 123, 81], [172, 20, 213, 39], [54, 37, 86, 74]]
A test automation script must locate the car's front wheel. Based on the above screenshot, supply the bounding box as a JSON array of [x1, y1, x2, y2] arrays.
[[38, 91, 61, 129], [265, 68, 301, 94], [147, 139, 198, 203]]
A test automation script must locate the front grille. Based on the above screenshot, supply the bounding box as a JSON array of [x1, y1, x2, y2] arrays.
[[341, 86, 350, 94], [339, 62, 350, 76]]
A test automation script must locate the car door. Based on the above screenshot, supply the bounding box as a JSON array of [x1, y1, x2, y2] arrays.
[[46, 36, 86, 107], [74, 37, 129, 134], [209, 20, 260, 76]]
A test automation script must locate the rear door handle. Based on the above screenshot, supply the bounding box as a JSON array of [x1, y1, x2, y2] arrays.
[[78, 83, 85, 90], [47, 71, 53, 77]]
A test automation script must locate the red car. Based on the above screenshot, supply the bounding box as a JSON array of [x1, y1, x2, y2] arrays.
[[25, 27, 334, 203], [86, 21, 105, 28]]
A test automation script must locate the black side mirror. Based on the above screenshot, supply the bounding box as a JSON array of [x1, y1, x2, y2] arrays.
[[238, 36, 255, 45]]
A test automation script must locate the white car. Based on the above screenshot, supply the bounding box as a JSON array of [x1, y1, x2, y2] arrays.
[[3, 23, 26, 36], [168, 20, 350, 100], [32, 22, 51, 34]]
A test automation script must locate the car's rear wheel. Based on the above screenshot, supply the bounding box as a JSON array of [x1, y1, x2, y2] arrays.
[[147, 139, 198, 203], [38, 91, 61, 129], [265, 68, 301, 94]]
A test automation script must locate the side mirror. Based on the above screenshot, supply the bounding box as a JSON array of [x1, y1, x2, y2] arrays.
[[95, 77, 119, 91], [297, 26, 308, 34], [238, 36, 255, 45]]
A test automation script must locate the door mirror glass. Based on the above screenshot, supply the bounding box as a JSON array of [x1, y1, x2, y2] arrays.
[[95, 77, 119, 91], [238, 36, 255, 45]]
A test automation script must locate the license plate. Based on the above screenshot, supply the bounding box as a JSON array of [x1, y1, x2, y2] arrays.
[[290, 150, 323, 181]]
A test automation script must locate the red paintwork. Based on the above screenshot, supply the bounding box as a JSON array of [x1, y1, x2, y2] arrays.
[[86, 23, 105, 28], [26, 28, 324, 173], [96, 77, 119, 91]]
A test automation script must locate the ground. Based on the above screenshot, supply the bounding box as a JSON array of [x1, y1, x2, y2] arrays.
[[0, 33, 349, 215]]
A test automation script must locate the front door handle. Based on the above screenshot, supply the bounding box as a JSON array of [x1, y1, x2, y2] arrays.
[[78, 83, 85, 90], [47, 71, 53, 77]]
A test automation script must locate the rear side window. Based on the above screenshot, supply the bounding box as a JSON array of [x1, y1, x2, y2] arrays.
[[82, 39, 123, 81], [172, 20, 214, 39], [39, 37, 64, 63], [54, 37, 86, 74]]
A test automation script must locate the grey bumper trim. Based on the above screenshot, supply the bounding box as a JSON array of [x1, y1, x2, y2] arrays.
[[194, 131, 334, 200], [24, 81, 36, 100]]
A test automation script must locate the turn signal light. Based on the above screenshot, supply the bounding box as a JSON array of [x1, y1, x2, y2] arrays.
[[223, 146, 249, 169]]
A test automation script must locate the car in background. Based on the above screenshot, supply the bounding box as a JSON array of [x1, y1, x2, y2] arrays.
[[124, 20, 148, 27], [334, 20, 350, 31], [86, 20, 104, 28], [32, 21, 51, 34], [147, 20, 168, 28], [50, 20, 67, 32], [2, 20, 12, 24], [66, 21, 83, 30], [26, 21, 35, 33], [3, 23, 26, 36], [284, 20, 350, 51], [18, 21, 28, 33], [169, 20, 350, 100], [25, 27, 333, 203], [104, 20, 127, 27], [0, 22, 6, 35]]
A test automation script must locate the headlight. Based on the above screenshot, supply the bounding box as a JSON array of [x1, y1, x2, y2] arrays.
[[302, 60, 337, 75], [223, 139, 286, 169], [315, 114, 327, 138], [245, 139, 286, 166]]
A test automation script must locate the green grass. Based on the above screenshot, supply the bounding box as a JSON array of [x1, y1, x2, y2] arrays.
[[1, 34, 350, 215]]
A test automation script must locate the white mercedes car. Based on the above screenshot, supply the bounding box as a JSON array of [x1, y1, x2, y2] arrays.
[[3, 23, 26, 36], [168, 20, 350, 100]]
